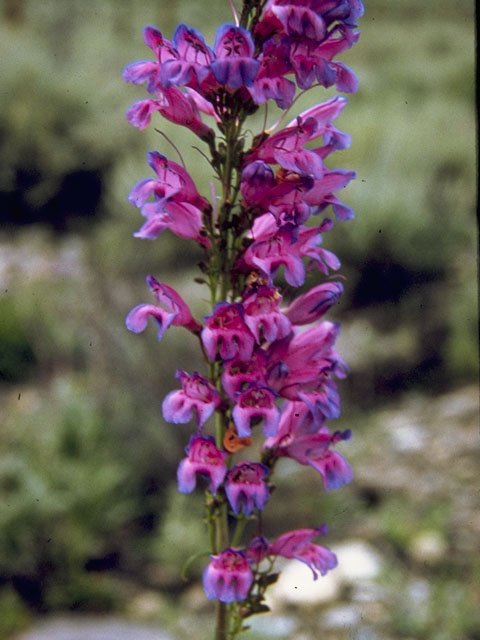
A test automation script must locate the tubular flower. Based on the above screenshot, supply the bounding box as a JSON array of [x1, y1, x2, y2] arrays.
[[160, 23, 214, 89], [255, 0, 363, 93], [225, 462, 270, 515], [177, 434, 227, 495], [128, 151, 211, 245], [126, 275, 201, 340], [221, 350, 269, 400], [209, 24, 260, 90], [246, 536, 270, 564], [283, 281, 344, 325], [269, 526, 337, 579], [125, 86, 214, 139], [248, 39, 296, 109], [243, 286, 292, 344], [232, 385, 280, 438], [203, 549, 254, 603], [201, 303, 255, 361], [162, 370, 221, 427], [272, 428, 353, 491]]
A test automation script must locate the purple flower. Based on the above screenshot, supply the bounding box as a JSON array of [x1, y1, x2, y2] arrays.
[[126, 275, 201, 340], [221, 350, 268, 400], [280, 430, 353, 491], [256, 0, 363, 93], [177, 434, 227, 495], [240, 160, 276, 207], [122, 25, 176, 92], [246, 536, 270, 564], [225, 462, 270, 515], [128, 151, 211, 245], [162, 370, 221, 427], [161, 23, 214, 89], [266, 322, 347, 420], [248, 116, 323, 178], [129, 151, 209, 211], [271, 4, 327, 41], [201, 303, 255, 361], [243, 225, 307, 287], [269, 526, 337, 579], [264, 399, 352, 491], [232, 384, 280, 438], [284, 281, 343, 325], [125, 86, 213, 139], [210, 24, 260, 90], [203, 549, 253, 602], [243, 286, 292, 343], [302, 168, 356, 219], [249, 40, 295, 109]]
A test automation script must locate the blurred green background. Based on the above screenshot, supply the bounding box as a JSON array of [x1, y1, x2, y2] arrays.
[[0, 1, 477, 639]]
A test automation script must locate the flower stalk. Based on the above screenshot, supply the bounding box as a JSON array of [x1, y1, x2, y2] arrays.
[[122, 1, 363, 637]]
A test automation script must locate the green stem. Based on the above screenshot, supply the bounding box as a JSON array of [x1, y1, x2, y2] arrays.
[[231, 514, 249, 548]]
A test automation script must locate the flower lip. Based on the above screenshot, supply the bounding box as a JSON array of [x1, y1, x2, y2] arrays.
[[225, 462, 270, 515], [203, 548, 254, 602], [177, 434, 227, 496]]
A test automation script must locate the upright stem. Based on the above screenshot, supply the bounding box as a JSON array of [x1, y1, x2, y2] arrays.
[[215, 602, 228, 640]]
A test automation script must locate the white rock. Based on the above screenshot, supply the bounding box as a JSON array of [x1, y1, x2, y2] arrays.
[[265, 559, 342, 609], [409, 531, 447, 564], [16, 616, 174, 640], [321, 604, 362, 629], [246, 613, 297, 637], [332, 540, 383, 582], [389, 420, 426, 452]]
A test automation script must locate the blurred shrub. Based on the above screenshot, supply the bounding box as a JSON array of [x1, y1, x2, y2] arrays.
[[0, 296, 37, 383]]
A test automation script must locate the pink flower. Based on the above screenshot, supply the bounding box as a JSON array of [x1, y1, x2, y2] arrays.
[[129, 151, 209, 211], [242, 225, 307, 287], [240, 161, 276, 207], [246, 536, 270, 564], [264, 400, 352, 491], [162, 370, 221, 427], [160, 23, 214, 89], [279, 430, 353, 491], [126, 86, 214, 139], [269, 526, 337, 579], [266, 322, 347, 419], [242, 222, 340, 287], [256, 0, 363, 93], [126, 275, 201, 340], [122, 25, 176, 92], [177, 434, 227, 495], [243, 286, 292, 343], [221, 350, 268, 400], [284, 281, 343, 325], [225, 462, 270, 515], [209, 24, 260, 90], [203, 549, 253, 602], [201, 303, 255, 361], [248, 116, 324, 179], [128, 151, 211, 244], [264, 400, 319, 450], [232, 385, 280, 438], [249, 40, 296, 109], [302, 168, 356, 220]]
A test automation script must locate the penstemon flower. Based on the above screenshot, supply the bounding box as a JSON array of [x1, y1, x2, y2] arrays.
[[123, 1, 363, 637]]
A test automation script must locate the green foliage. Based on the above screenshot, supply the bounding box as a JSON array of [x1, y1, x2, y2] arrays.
[[0, 587, 31, 640], [0, 296, 37, 382]]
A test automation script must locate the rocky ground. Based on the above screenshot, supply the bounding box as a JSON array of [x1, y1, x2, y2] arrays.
[[14, 384, 479, 640]]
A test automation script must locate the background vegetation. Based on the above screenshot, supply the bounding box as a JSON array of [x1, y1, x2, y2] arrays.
[[0, 1, 477, 638]]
